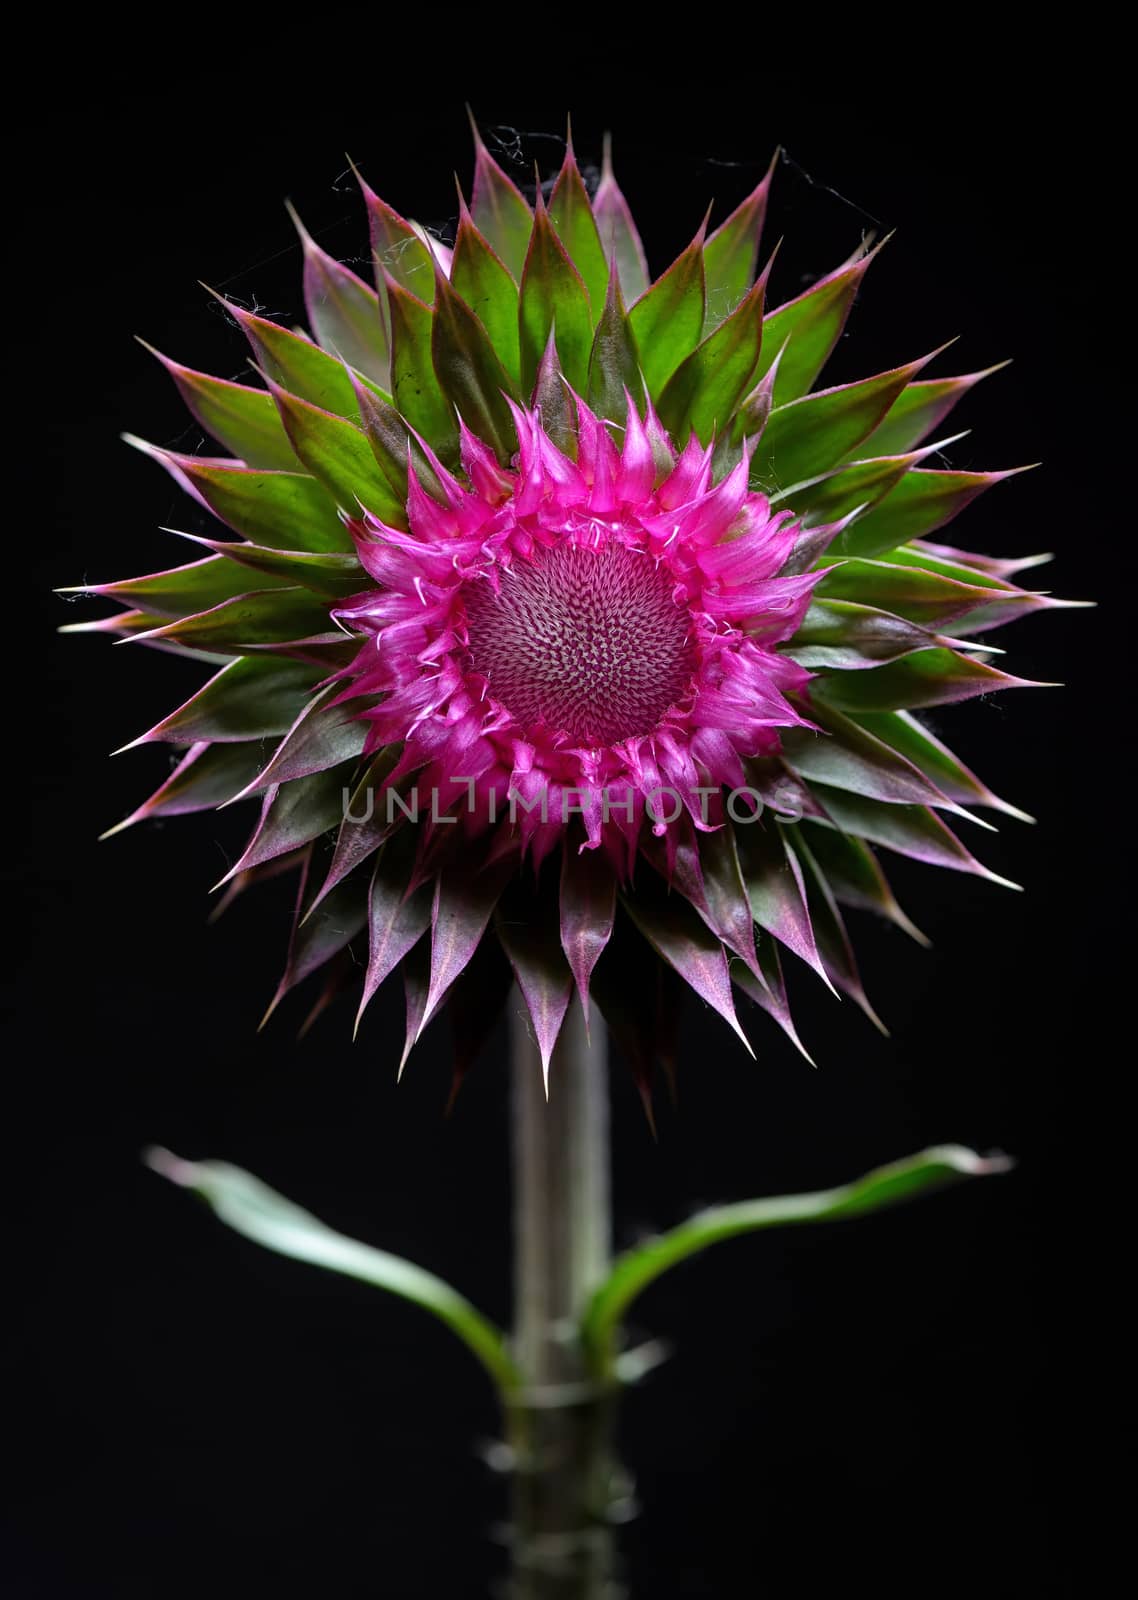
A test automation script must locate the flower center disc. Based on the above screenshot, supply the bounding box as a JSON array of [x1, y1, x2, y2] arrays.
[[463, 542, 696, 745]]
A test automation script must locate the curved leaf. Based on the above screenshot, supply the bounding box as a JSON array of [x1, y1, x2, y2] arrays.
[[497, 881, 574, 1085], [581, 1145, 1011, 1377], [223, 766, 352, 880], [357, 837, 434, 1029], [232, 686, 368, 800], [146, 1149, 519, 1394], [734, 820, 832, 989], [771, 438, 949, 525], [361, 178, 436, 301], [786, 599, 945, 670], [798, 820, 928, 944], [782, 701, 963, 813], [854, 711, 1032, 821], [171, 535, 363, 600]]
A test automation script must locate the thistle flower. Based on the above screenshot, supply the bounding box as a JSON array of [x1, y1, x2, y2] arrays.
[[68, 127, 1068, 1098]]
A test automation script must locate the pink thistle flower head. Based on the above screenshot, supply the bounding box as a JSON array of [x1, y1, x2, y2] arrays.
[[67, 125, 1070, 1102]]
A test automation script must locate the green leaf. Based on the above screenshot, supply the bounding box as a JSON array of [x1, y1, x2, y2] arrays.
[[756, 244, 880, 405], [581, 1144, 1011, 1377], [855, 363, 1008, 458], [702, 155, 776, 331], [548, 142, 609, 315], [290, 202, 390, 387], [813, 647, 1034, 712], [586, 268, 641, 424], [519, 194, 594, 393], [771, 443, 942, 527], [469, 123, 534, 281], [146, 1149, 520, 1394], [124, 439, 349, 552], [268, 380, 406, 521], [133, 586, 337, 652], [868, 545, 1051, 632], [384, 276, 459, 455], [230, 301, 383, 419], [432, 267, 519, 460], [657, 272, 767, 445], [450, 202, 522, 386], [629, 224, 707, 394], [173, 535, 364, 600], [845, 465, 1029, 551], [754, 354, 936, 489], [78, 555, 291, 619], [144, 345, 301, 470], [784, 598, 942, 670], [815, 555, 1020, 628], [125, 656, 321, 745]]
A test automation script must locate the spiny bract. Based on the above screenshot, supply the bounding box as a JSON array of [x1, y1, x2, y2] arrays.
[[69, 125, 1067, 1104]]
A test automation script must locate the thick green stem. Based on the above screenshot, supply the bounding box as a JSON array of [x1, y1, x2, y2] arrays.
[[508, 999, 622, 1599]]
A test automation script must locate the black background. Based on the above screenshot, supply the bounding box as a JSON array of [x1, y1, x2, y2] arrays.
[[8, 34, 1120, 1600]]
